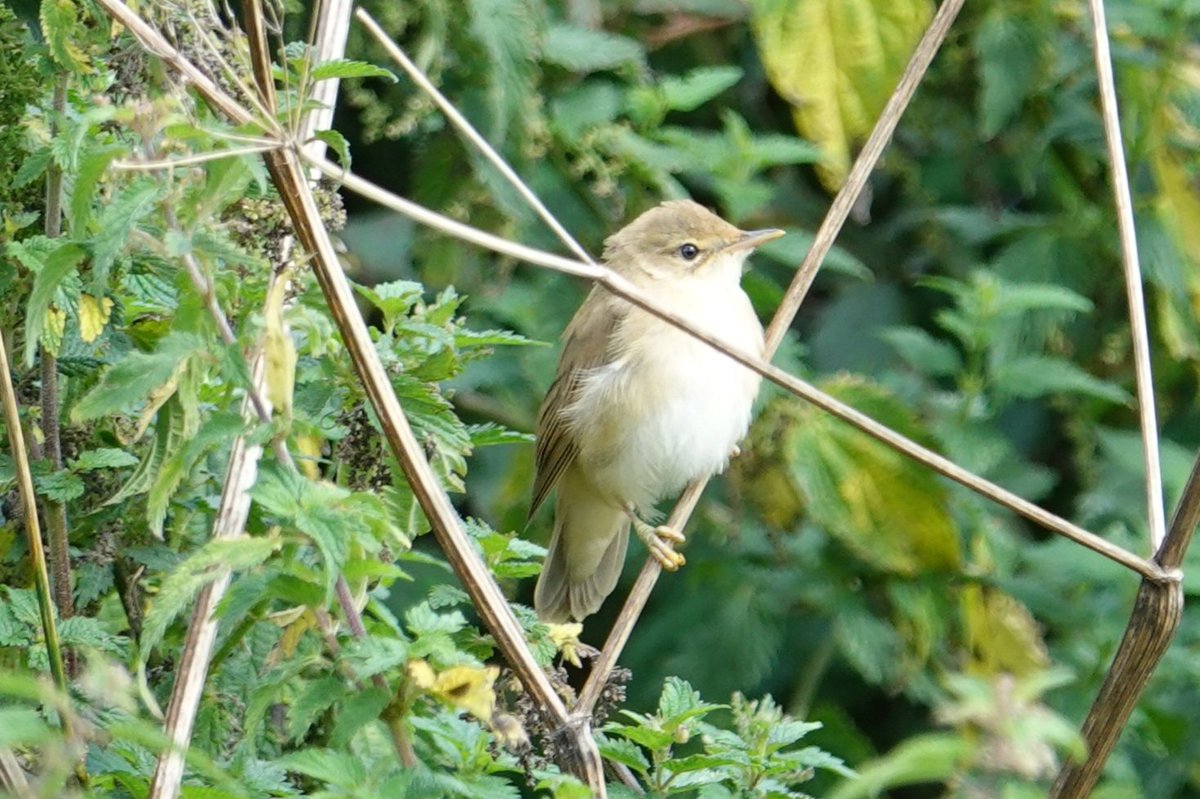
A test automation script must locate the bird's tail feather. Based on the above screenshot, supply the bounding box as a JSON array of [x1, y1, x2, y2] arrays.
[[534, 471, 629, 622]]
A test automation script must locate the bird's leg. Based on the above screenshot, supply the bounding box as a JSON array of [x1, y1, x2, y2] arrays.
[[624, 503, 686, 571]]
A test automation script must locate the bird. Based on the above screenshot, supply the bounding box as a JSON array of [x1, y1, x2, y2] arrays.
[[530, 200, 783, 622]]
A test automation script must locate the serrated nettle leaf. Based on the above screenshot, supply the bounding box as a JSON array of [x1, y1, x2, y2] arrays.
[[146, 411, 245, 537], [190, 151, 257, 224], [354, 279, 423, 328], [542, 24, 645, 73], [13, 147, 51, 190], [40, 0, 90, 72], [70, 144, 124, 233], [597, 736, 651, 773], [310, 59, 397, 83], [551, 81, 623, 138], [287, 675, 348, 742], [72, 332, 203, 422], [34, 469, 85, 503], [605, 722, 676, 752], [70, 448, 140, 471], [277, 748, 367, 787], [90, 179, 163, 290], [140, 534, 281, 660], [329, 686, 391, 748], [466, 422, 534, 448], [20, 240, 86, 367], [340, 637, 408, 679], [406, 602, 468, 637]]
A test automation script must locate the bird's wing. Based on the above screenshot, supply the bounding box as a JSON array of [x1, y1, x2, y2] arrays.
[[529, 288, 624, 518]]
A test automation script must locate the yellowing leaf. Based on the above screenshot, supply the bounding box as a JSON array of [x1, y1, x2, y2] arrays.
[[42, 307, 66, 356], [295, 433, 324, 480], [773, 376, 961, 573], [264, 273, 296, 418], [751, 0, 932, 190], [961, 583, 1049, 677], [407, 659, 499, 723], [79, 294, 114, 343]]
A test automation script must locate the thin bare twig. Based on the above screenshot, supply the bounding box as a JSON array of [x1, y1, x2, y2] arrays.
[[584, 0, 970, 713], [354, 8, 595, 266], [112, 144, 283, 170], [1085, 0, 1165, 553], [0, 331, 69, 701]]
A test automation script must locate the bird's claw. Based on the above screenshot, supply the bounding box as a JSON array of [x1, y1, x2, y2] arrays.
[[629, 513, 686, 571]]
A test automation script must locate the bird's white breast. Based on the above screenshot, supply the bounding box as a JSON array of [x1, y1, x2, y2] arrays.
[[568, 263, 764, 511]]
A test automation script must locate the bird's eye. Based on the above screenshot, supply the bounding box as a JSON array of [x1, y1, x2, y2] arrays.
[[678, 243, 700, 261]]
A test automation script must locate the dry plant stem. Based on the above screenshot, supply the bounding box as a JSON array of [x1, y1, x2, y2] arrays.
[[1086, 0, 1166, 553], [41, 77, 76, 665], [0, 331, 70, 702], [586, 0, 969, 713], [355, 8, 595, 265], [1050, 450, 1200, 798]]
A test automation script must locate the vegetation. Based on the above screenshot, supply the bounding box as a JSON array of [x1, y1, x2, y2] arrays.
[[0, 0, 1198, 797]]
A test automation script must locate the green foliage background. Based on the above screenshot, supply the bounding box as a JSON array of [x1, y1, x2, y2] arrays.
[[1, 0, 1199, 796]]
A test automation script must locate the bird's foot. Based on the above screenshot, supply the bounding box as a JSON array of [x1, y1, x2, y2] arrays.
[[626, 505, 686, 571]]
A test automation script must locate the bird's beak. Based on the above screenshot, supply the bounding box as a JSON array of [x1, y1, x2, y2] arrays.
[[723, 228, 785, 253]]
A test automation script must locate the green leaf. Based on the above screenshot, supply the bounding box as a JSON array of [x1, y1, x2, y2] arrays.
[[140, 535, 280, 661], [341, 637, 408, 679], [147, 412, 246, 537], [827, 733, 974, 799], [467, 0, 540, 141], [19, 240, 86, 368], [542, 24, 645, 73], [71, 448, 140, 471], [606, 722, 675, 752], [659, 677, 723, 726], [975, 11, 1040, 139], [0, 708, 54, 748], [329, 686, 390, 747], [70, 144, 123, 233], [467, 423, 534, 448], [312, 130, 351, 168], [91, 180, 163, 290], [35, 469, 85, 503], [659, 66, 744, 112], [72, 333, 202, 422], [597, 736, 650, 774], [991, 356, 1131, 404], [879, 327, 962, 377], [310, 59, 397, 83], [277, 748, 366, 787], [288, 675, 348, 742]]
